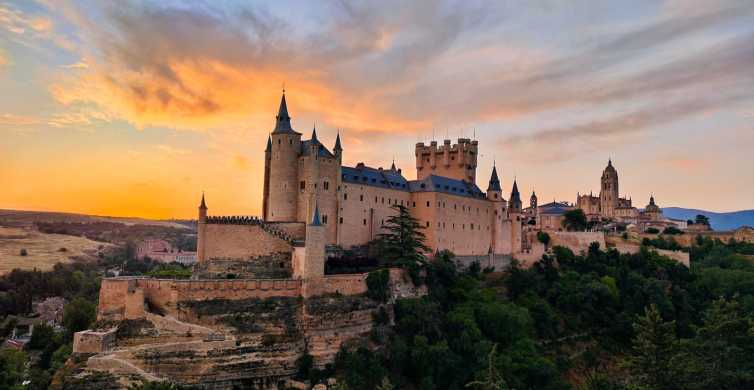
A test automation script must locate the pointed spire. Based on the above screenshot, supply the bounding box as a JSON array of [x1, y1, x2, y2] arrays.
[[272, 91, 296, 134], [334, 130, 342, 152], [487, 165, 501, 192], [511, 179, 519, 195], [265, 135, 272, 152], [310, 203, 321, 226], [311, 124, 318, 143], [199, 192, 207, 209], [390, 158, 396, 171]]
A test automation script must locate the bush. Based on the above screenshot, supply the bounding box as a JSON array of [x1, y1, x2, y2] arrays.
[[645, 227, 660, 234], [366, 269, 390, 303], [537, 231, 551, 249], [19, 248, 28, 256], [662, 226, 683, 235]]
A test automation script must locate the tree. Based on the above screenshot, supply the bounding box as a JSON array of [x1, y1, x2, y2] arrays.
[[63, 297, 96, 337], [377, 204, 430, 269], [366, 269, 390, 303], [27, 323, 55, 350], [625, 304, 677, 389], [695, 214, 710, 226], [561, 209, 588, 231], [465, 344, 508, 390], [536, 231, 551, 251], [662, 226, 683, 235], [0, 349, 26, 389]]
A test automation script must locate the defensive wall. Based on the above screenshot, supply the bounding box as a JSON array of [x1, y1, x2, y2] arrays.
[[97, 272, 385, 322], [203, 224, 292, 261]]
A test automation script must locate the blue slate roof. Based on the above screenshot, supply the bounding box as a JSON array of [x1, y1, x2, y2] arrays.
[[301, 139, 336, 158], [408, 175, 486, 199], [539, 202, 572, 215], [342, 165, 409, 190]]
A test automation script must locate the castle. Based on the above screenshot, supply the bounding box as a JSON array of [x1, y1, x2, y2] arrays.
[[196, 92, 528, 270]]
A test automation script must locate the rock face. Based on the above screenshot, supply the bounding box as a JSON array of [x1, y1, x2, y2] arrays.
[[71, 270, 425, 389]]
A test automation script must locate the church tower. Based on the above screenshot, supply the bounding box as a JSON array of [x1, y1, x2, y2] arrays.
[[265, 91, 301, 221], [599, 159, 619, 218]]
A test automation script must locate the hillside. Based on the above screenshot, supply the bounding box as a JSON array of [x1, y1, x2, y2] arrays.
[[662, 207, 754, 230], [0, 209, 193, 230]]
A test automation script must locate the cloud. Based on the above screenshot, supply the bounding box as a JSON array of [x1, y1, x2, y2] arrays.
[[0, 113, 41, 126], [0, 4, 53, 37], [0, 51, 7, 67], [501, 93, 751, 163], [62, 61, 88, 69], [154, 144, 190, 156]]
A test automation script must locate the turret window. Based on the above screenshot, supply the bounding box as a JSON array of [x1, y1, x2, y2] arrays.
[[300, 181, 305, 190], [360, 194, 364, 202], [324, 181, 330, 190], [343, 193, 347, 200], [322, 215, 328, 224]]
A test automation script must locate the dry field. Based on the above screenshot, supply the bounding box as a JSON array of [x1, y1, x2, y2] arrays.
[[0, 226, 109, 274]]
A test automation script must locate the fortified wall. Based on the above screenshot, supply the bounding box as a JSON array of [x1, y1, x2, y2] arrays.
[[97, 272, 375, 323]]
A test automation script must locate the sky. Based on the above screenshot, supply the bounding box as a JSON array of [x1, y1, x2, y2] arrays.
[[1, 0, 753, 219]]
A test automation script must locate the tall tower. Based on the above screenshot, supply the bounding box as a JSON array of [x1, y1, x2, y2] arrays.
[[197, 193, 207, 262], [508, 179, 522, 214], [599, 159, 619, 218], [266, 92, 301, 222], [262, 135, 272, 219], [415, 138, 478, 183], [486, 164, 502, 201], [530, 191, 538, 210]]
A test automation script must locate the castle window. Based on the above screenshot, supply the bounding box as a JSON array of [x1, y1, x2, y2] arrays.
[[360, 194, 364, 202], [343, 193, 347, 200], [339, 217, 343, 224], [324, 181, 330, 190], [363, 219, 367, 225], [494, 194, 498, 199], [381, 197, 385, 204], [322, 215, 328, 224], [375, 197, 378, 203], [289, 139, 292, 145], [413, 202, 416, 207], [426, 221, 430, 227], [426, 201, 430, 207], [278, 139, 281, 144], [300, 181, 306, 190]]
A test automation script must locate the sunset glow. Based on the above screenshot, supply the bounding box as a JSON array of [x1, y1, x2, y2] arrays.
[[2, 1, 753, 218]]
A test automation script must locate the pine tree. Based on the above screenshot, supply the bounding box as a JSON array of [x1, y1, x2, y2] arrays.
[[465, 344, 508, 390], [377, 204, 430, 267], [626, 304, 677, 389]]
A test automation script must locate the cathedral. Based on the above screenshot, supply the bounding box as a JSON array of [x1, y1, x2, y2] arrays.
[[197, 92, 527, 266]]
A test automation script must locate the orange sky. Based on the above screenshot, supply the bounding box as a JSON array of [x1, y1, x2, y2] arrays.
[[1, 1, 753, 219]]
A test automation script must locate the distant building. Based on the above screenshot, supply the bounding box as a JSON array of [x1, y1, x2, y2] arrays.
[[136, 239, 196, 265]]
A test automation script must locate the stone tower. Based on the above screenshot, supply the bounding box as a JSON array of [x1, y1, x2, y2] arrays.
[[530, 191, 538, 210], [508, 179, 522, 214], [262, 135, 271, 220], [197, 193, 207, 262], [486, 164, 502, 201], [265, 92, 301, 222], [302, 205, 325, 280], [599, 159, 619, 218], [415, 138, 478, 183]]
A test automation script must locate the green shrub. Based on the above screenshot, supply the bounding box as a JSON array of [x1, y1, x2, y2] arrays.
[[366, 269, 390, 303]]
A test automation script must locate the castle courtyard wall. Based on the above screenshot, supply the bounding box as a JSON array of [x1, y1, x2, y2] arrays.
[[337, 184, 411, 248], [203, 224, 292, 260]]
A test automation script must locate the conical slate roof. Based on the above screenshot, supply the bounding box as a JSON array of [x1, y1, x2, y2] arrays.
[[487, 165, 501, 192], [334, 132, 342, 151], [310, 204, 321, 226], [199, 193, 207, 209], [272, 93, 299, 134]]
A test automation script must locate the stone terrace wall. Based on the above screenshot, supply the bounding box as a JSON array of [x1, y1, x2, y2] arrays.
[[301, 274, 368, 298], [73, 329, 116, 354], [551, 231, 606, 253], [204, 224, 292, 261]]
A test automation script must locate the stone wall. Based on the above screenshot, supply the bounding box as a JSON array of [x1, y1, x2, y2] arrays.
[[193, 252, 292, 279], [550, 231, 606, 253], [203, 224, 292, 261], [267, 222, 306, 240], [73, 329, 116, 354], [453, 253, 513, 271]]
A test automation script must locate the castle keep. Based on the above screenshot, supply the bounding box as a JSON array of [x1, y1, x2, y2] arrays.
[[197, 91, 527, 268]]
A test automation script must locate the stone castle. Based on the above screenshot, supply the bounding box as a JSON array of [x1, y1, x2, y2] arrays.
[[197, 91, 528, 272]]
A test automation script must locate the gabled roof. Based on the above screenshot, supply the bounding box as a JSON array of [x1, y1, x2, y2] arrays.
[[409, 175, 486, 199], [539, 203, 572, 215], [301, 139, 336, 158], [342, 164, 409, 190]]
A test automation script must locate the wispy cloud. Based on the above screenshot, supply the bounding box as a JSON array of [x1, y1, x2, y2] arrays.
[[0, 3, 53, 37]]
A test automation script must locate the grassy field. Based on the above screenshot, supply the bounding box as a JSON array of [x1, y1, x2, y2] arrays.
[[0, 226, 109, 274]]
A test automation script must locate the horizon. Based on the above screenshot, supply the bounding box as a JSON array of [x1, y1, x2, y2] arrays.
[[2, 1, 754, 218]]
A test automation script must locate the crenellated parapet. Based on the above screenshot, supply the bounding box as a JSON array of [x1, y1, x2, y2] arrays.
[[204, 215, 296, 244]]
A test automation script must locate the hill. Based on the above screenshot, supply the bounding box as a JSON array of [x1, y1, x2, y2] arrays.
[[0, 209, 193, 229], [662, 207, 754, 230]]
